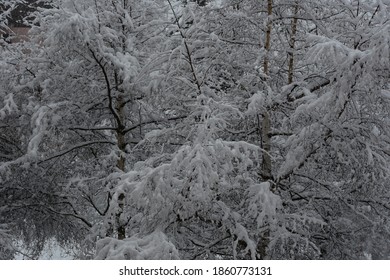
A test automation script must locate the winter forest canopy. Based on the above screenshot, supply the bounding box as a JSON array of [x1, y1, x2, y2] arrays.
[[0, 0, 389, 260]]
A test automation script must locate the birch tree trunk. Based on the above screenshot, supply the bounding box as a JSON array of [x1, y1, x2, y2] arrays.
[[115, 0, 129, 241], [257, 0, 273, 260], [261, 0, 273, 182], [116, 94, 126, 240], [288, 2, 299, 85]]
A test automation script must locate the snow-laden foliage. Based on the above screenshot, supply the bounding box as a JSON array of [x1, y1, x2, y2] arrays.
[[113, 134, 271, 259], [95, 230, 179, 260], [275, 0, 390, 259], [1, 0, 389, 259]]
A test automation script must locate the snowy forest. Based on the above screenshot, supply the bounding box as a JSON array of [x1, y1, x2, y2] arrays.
[[0, 0, 389, 260]]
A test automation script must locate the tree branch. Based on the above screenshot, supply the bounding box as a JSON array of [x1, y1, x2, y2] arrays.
[[88, 46, 123, 129], [69, 126, 117, 132], [45, 206, 93, 228], [167, 0, 202, 95], [38, 140, 116, 164], [123, 115, 187, 134]]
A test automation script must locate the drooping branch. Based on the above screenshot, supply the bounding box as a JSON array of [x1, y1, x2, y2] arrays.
[[83, 192, 111, 216], [45, 206, 93, 228], [123, 115, 187, 134], [38, 140, 116, 164]]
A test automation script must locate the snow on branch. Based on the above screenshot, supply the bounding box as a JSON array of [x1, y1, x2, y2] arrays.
[[95, 230, 179, 260]]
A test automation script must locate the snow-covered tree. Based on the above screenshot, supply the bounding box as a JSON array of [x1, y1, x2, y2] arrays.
[[2, 0, 182, 257], [2, 0, 389, 259], [274, 0, 390, 259]]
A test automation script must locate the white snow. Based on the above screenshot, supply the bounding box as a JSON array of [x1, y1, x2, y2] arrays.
[[95, 231, 179, 260]]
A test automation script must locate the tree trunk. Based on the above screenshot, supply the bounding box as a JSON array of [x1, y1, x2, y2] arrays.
[[261, 111, 272, 180], [261, 0, 273, 181], [288, 2, 299, 85], [116, 94, 126, 240], [257, 0, 273, 260], [263, 0, 273, 76]]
